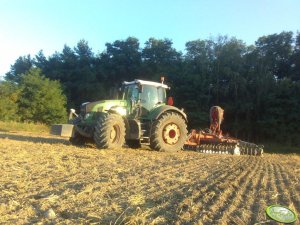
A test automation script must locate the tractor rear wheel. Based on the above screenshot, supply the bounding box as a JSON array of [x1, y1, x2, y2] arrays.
[[94, 113, 125, 149], [150, 112, 187, 152]]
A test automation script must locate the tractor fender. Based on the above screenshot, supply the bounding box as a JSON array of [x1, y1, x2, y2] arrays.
[[148, 105, 187, 122]]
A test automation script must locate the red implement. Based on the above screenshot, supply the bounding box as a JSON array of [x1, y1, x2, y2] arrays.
[[184, 106, 263, 156]]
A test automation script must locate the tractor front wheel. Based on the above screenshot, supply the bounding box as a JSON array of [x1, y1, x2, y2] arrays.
[[69, 131, 86, 146], [94, 113, 125, 149], [150, 112, 187, 152]]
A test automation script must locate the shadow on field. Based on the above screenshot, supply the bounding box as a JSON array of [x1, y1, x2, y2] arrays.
[[0, 128, 9, 132], [0, 132, 70, 145]]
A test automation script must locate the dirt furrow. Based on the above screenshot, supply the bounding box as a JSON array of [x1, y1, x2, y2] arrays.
[[217, 157, 267, 225], [277, 163, 300, 192], [92, 153, 222, 197], [256, 160, 282, 225], [80, 151, 220, 186], [44, 153, 224, 223], [266, 162, 280, 206], [193, 156, 259, 224], [246, 159, 270, 224], [275, 164, 300, 213], [125, 156, 248, 224], [98, 155, 240, 223], [164, 156, 251, 224]]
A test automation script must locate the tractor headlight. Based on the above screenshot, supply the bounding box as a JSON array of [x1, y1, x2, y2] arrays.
[[113, 106, 127, 116]]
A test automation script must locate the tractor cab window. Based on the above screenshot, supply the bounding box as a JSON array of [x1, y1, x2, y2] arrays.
[[140, 85, 158, 105], [157, 87, 166, 103], [140, 85, 166, 114], [124, 84, 139, 102]]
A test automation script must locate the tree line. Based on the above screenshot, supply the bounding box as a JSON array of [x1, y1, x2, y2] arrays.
[[1, 31, 300, 147]]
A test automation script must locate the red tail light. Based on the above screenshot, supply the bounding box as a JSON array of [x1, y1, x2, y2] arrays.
[[167, 97, 174, 106]]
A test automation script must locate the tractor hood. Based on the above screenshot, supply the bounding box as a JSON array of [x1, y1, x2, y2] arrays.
[[80, 100, 127, 116]]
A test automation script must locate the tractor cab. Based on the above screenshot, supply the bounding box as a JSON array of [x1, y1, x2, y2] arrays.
[[122, 79, 169, 117]]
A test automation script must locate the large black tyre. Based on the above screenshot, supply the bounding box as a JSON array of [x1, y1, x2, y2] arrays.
[[150, 112, 188, 152], [126, 140, 141, 149], [69, 131, 86, 146], [94, 113, 126, 149], [69, 116, 88, 146]]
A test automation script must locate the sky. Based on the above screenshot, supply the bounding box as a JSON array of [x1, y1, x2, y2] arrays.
[[0, 0, 299, 79]]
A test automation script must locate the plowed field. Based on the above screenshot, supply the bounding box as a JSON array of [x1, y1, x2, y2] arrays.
[[0, 131, 299, 224]]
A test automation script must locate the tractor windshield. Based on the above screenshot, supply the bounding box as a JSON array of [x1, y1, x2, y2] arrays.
[[140, 85, 166, 113]]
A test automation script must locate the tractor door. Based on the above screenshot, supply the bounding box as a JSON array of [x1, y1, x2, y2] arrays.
[[123, 84, 140, 116]]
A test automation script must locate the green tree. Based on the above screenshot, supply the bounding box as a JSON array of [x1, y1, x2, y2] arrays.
[[212, 37, 248, 136], [100, 37, 142, 82], [260, 79, 300, 145], [5, 55, 34, 83], [18, 68, 67, 124], [72, 40, 104, 106], [98, 37, 142, 98], [176, 39, 215, 128], [290, 32, 300, 81], [0, 81, 20, 121], [255, 31, 293, 79], [142, 38, 182, 80]]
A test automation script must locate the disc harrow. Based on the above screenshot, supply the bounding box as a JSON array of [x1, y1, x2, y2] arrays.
[[183, 106, 263, 156], [184, 130, 263, 156]]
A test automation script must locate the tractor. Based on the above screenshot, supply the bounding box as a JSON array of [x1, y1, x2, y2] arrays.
[[51, 78, 188, 152]]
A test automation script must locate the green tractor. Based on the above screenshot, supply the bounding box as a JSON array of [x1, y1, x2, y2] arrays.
[[51, 79, 188, 152]]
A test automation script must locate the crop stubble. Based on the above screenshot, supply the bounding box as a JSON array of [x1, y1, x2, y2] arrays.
[[0, 131, 299, 224]]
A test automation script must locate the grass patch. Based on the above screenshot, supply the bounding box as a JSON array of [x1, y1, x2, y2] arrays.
[[0, 121, 50, 133]]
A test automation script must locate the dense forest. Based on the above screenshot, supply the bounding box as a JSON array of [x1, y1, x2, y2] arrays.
[[1, 31, 300, 147]]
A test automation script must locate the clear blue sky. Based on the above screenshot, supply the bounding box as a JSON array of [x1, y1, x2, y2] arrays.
[[0, 0, 299, 79]]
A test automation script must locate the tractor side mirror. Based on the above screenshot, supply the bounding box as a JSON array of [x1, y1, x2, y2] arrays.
[[167, 96, 174, 106]]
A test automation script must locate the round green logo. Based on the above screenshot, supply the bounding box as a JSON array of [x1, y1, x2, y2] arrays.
[[266, 205, 297, 223]]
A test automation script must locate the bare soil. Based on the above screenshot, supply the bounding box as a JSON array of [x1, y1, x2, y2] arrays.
[[0, 131, 299, 224]]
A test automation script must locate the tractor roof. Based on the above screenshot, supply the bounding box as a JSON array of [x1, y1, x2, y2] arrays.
[[123, 79, 169, 89]]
